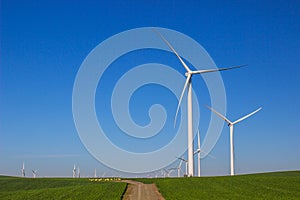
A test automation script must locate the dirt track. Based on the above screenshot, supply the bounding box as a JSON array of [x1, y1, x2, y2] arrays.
[[122, 180, 165, 200]]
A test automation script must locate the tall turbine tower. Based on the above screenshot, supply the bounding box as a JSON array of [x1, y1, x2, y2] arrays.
[[207, 106, 262, 176], [94, 168, 97, 178], [21, 162, 25, 177], [155, 30, 244, 176]]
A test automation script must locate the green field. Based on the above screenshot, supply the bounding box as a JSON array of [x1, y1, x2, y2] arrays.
[[137, 171, 300, 200], [1, 171, 299, 200], [0, 176, 127, 200]]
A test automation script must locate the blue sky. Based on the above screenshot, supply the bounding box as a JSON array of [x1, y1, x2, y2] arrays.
[[1, 0, 300, 177]]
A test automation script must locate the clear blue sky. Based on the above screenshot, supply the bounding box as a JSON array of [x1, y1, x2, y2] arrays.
[[1, 0, 300, 177]]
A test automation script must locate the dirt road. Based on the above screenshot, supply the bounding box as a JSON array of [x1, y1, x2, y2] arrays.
[[122, 180, 165, 200]]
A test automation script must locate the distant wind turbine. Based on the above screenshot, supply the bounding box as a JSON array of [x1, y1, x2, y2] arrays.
[[78, 166, 80, 178], [155, 29, 245, 176], [194, 130, 201, 177], [194, 130, 216, 177], [32, 169, 38, 178], [21, 162, 25, 177], [162, 169, 170, 178], [176, 159, 184, 177], [206, 106, 262, 176], [177, 157, 188, 176], [94, 168, 97, 178], [72, 164, 76, 178]]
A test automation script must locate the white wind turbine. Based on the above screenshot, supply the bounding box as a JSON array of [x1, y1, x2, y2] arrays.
[[78, 166, 80, 178], [21, 162, 25, 177], [193, 130, 216, 177], [155, 30, 245, 176], [177, 157, 188, 176], [194, 130, 201, 177], [72, 164, 76, 178], [176, 159, 184, 177], [94, 168, 97, 178], [32, 169, 38, 178], [206, 106, 262, 176]]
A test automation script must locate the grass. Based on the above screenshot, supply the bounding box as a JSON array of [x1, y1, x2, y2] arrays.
[[0, 176, 127, 200], [136, 171, 300, 200], [1, 171, 299, 199]]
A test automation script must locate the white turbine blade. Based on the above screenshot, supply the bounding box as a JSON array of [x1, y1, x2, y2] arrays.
[[174, 74, 191, 127], [232, 107, 262, 125], [178, 160, 183, 168], [206, 105, 232, 124], [191, 65, 246, 75], [177, 156, 188, 162], [153, 29, 191, 72], [197, 130, 200, 150]]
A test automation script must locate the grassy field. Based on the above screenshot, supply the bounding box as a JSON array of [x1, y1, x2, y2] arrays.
[[1, 171, 299, 199], [0, 176, 127, 200], [137, 171, 300, 200]]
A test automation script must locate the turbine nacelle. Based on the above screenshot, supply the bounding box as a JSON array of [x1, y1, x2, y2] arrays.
[[185, 72, 191, 77]]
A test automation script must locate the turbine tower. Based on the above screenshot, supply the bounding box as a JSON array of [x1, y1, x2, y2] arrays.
[[72, 164, 76, 178], [94, 168, 97, 178], [207, 106, 262, 176], [155, 30, 244, 176], [21, 162, 25, 177]]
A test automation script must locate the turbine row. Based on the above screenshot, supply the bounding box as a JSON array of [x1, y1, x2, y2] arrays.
[[155, 29, 261, 177]]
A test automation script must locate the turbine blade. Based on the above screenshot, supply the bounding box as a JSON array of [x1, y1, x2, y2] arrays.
[[176, 156, 188, 162], [232, 107, 262, 125], [191, 64, 246, 75], [178, 160, 183, 168], [153, 29, 191, 72], [197, 130, 200, 150], [174, 74, 191, 127], [206, 105, 232, 124]]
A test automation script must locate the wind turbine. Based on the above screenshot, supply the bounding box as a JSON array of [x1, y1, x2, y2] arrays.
[[21, 162, 25, 177], [162, 168, 170, 178], [78, 166, 80, 178], [72, 164, 76, 178], [194, 130, 201, 177], [206, 106, 262, 176], [177, 157, 188, 176], [155, 30, 245, 176], [193, 130, 216, 177], [32, 169, 38, 178], [94, 168, 97, 178], [176, 159, 184, 177]]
